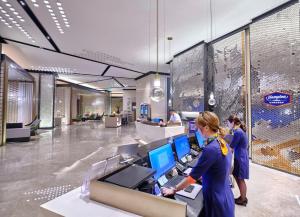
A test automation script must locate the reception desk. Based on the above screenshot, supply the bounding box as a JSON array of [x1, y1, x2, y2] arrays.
[[135, 121, 185, 143], [105, 116, 122, 128]]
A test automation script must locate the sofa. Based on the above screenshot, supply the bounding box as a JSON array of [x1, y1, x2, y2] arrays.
[[6, 123, 31, 142]]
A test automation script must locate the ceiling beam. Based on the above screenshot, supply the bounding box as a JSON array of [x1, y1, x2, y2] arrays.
[[113, 78, 125, 87], [16, 0, 60, 52], [77, 77, 112, 85], [101, 66, 111, 76]]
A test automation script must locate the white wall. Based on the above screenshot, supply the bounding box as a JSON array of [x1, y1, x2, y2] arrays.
[[136, 74, 168, 121], [123, 90, 136, 112]]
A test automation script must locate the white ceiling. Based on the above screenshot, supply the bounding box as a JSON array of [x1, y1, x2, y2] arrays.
[[1, 0, 290, 91]]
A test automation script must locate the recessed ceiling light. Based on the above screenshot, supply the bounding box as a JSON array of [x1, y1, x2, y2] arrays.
[[8, 25, 12, 28], [61, 15, 66, 18], [60, 31, 64, 34], [5, 3, 11, 7], [8, 17, 13, 20], [32, 40, 35, 43], [54, 20, 58, 22], [56, 23, 60, 26], [58, 7, 63, 10], [13, 11, 18, 15], [12, 21, 17, 24], [51, 13, 55, 17], [44, 0, 49, 4], [63, 18, 67, 21], [34, 4, 39, 7], [31, 0, 36, 2], [2, 0, 8, 3], [17, 15, 21, 18], [48, 9, 53, 12], [5, 14, 9, 17], [1, 19, 5, 22], [1, 10, 6, 13], [15, 23, 20, 26], [46, 5, 51, 8], [20, 19, 24, 22], [10, 8, 15, 12], [56, 2, 62, 6]]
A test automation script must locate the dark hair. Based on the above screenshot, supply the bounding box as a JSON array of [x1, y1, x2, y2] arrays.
[[169, 109, 175, 112], [228, 115, 246, 132]]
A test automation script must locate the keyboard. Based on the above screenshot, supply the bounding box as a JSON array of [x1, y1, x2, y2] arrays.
[[164, 175, 185, 188]]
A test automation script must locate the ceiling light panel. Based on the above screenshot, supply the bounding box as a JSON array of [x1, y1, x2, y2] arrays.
[[27, 0, 70, 34], [0, 0, 53, 49]]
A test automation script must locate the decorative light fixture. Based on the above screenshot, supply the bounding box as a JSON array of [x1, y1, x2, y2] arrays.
[[150, 0, 164, 102]]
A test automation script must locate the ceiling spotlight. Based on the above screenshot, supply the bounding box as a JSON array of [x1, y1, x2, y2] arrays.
[[13, 12, 18, 15], [33, 4, 39, 7], [1, 10, 7, 13], [17, 15, 21, 18], [63, 18, 67, 21], [44, 1, 49, 4], [20, 19, 24, 22], [32, 40, 35, 43], [8, 17, 13, 20], [60, 11, 64, 14], [5, 3, 11, 7], [61, 15, 66, 18], [15, 23, 20, 26], [48, 9, 53, 12], [54, 20, 58, 23], [51, 13, 55, 17], [31, 0, 36, 2], [5, 14, 9, 17], [8, 25, 12, 28], [2, 0, 8, 3], [56, 2, 62, 6], [46, 5, 51, 8], [65, 24, 70, 27], [60, 31, 64, 34], [56, 23, 60, 26], [12, 21, 17, 24], [10, 8, 15, 11]]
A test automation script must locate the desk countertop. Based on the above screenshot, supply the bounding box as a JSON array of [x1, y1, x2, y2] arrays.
[[40, 187, 140, 217]]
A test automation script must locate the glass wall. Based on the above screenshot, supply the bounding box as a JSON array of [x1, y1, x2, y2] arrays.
[[39, 74, 55, 128]]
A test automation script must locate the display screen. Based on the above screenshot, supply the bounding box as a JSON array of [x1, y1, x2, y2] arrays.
[[174, 135, 191, 160], [148, 143, 176, 180], [195, 131, 205, 148]]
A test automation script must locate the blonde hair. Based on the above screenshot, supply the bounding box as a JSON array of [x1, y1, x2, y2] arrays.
[[196, 111, 220, 133]]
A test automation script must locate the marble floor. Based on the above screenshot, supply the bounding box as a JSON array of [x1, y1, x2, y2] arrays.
[[0, 123, 299, 217]]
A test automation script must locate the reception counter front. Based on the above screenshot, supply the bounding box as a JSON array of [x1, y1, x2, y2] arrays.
[[135, 121, 185, 143]]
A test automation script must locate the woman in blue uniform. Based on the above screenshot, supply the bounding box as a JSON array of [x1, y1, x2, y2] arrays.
[[227, 115, 249, 206], [162, 111, 234, 217]]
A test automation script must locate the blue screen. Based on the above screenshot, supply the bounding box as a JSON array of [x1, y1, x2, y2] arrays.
[[140, 105, 145, 115], [174, 135, 191, 160], [148, 143, 176, 180], [195, 131, 205, 148]]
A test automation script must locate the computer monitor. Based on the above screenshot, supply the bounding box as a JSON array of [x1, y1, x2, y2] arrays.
[[174, 135, 191, 160], [195, 131, 205, 149], [148, 143, 176, 180]]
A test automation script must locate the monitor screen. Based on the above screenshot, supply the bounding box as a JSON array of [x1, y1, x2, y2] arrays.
[[140, 105, 145, 116], [174, 135, 191, 160], [148, 143, 176, 180], [195, 131, 205, 148]]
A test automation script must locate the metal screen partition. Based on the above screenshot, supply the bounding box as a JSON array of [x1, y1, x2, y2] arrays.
[[171, 43, 205, 112], [208, 31, 247, 125], [55, 86, 66, 117], [39, 73, 55, 128], [250, 2, 300, 175]]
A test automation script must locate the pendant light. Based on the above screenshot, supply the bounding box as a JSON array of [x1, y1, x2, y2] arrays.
[[150, 0, 164, 102]]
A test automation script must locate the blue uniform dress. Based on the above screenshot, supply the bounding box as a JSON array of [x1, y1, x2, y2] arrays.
[[190, 139, 235, 217], [230, 128, 249, 179]]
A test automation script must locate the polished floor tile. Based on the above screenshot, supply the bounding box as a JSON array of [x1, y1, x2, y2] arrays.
[[0, 122, 299, 217]]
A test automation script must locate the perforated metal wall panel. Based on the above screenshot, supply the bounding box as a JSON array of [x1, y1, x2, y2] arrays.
[[171, 44, 205, 112], [250, 2, 300, 175], [55, 87, 65, 117], [208, 31, 246, 124]]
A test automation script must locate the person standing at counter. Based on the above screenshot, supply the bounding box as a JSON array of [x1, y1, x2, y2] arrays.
[[162, 111, 234, 217], [167, 109, 182, 125], [227, 115, 249, 206]]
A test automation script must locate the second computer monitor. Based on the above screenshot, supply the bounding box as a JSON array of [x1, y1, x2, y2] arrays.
[[174, 135, 191, 160], [148, 143, 176, 180], [195, 131, 205, 149]]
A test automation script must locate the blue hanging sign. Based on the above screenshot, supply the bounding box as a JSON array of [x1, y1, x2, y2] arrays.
[[264, 92, 291, 106]]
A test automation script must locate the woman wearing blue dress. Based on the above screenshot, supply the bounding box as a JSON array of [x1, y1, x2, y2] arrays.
[[162, 111, 234, 217], [227, 115, 249, 206]]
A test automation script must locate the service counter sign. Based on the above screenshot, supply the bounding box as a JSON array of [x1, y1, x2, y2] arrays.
[[264, 92, 291, 106]]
